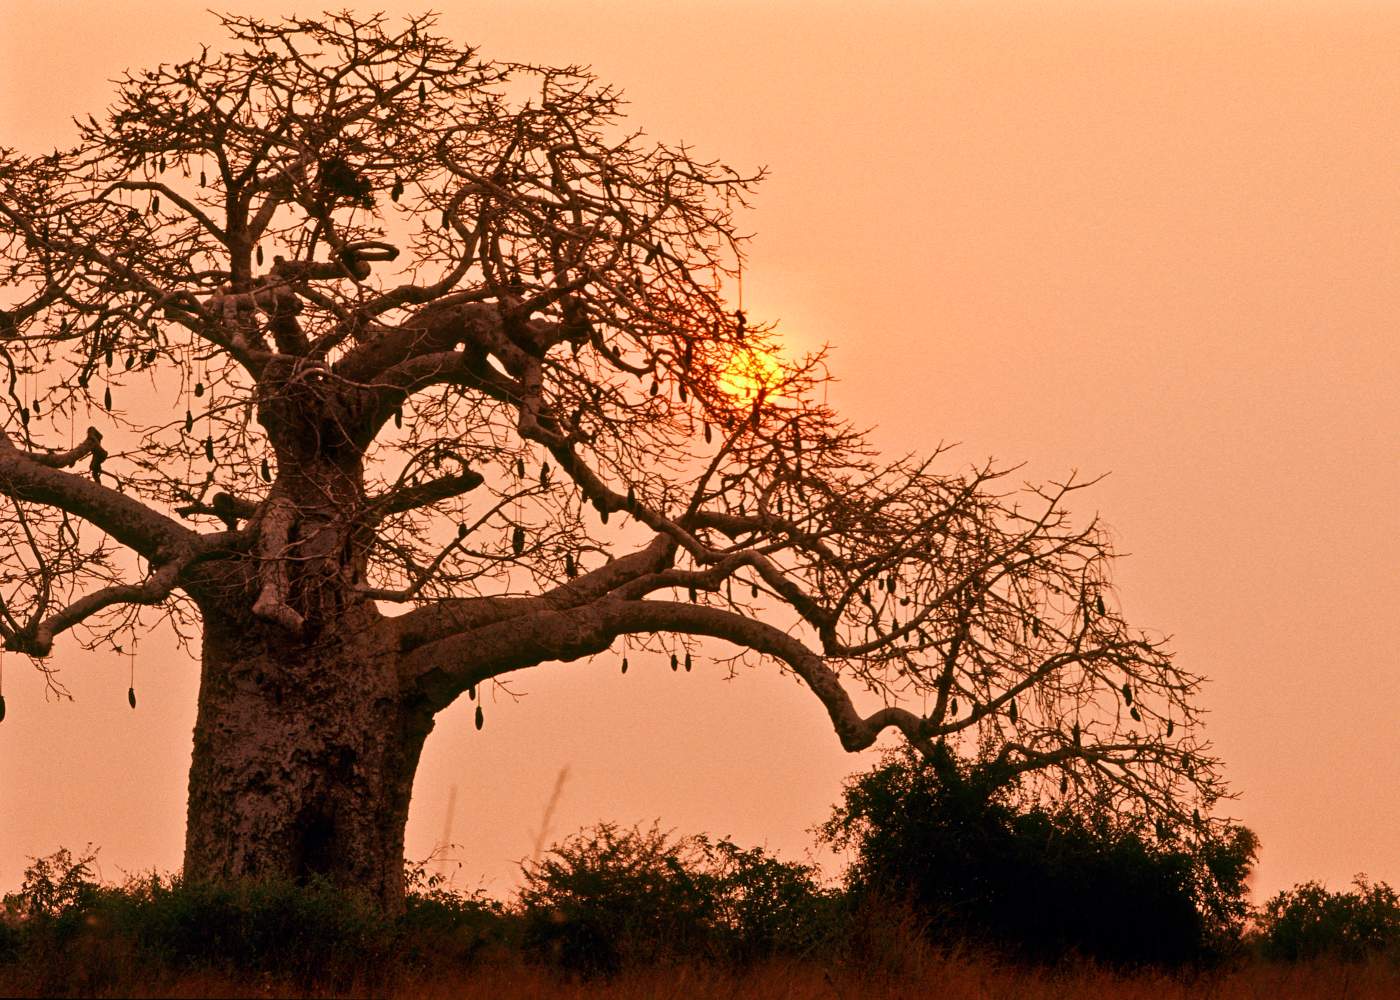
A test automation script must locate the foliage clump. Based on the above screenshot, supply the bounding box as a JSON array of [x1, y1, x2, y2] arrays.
[[820, 747, 1257, 966], [1254, 877, 1400, 963], [516, 821, 835, 976]]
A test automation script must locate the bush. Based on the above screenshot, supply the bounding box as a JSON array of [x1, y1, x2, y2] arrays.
[[820, 746, 1256, 967], [516, 821, 834, 976], [1256, 877, 1400, 962], [0, 845, 519, 994]]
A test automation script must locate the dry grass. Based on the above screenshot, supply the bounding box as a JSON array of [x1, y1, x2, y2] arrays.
[[6, 952, 1400, 999]]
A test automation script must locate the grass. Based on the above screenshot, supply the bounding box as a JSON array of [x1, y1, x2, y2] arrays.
[[4, 950, 1400, 999]]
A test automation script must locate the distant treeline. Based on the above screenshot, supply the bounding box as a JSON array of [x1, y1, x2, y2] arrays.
[[1, 750, 1395, 995]]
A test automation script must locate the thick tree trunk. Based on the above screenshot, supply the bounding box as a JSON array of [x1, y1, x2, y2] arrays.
[[182, 601, 433, 911]]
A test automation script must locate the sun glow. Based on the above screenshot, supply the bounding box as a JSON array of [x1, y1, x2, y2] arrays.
[[716, 344, 786, 402]]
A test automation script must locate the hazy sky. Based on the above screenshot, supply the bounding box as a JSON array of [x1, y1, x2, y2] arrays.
[[2, 1, 1397, 903]]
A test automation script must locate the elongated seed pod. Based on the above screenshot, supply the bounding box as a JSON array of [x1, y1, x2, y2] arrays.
[[512, 526, 525, 556], [204, 436, 215, 462], [670, 653, 678, 671], [194, 381, 204, 397], [621, 657, 628, 674], [184, 410, 193, 434], [516, 457, 525, 478], [103, 387, 112, 410], [261, 458, 272, 482], [393, 407, 403, 429], [1121, 683, 1133, 706], [565, 552, 576, 578], [475, 705, 484, 730], [684, 653, 692, 672], [1130, 707, 1141, 722], [256, 245, 264, 266], [1166, 720, 1174, 738], [128, 687, 136, 709], [0, 694, 6, 723], [1009, 699, 1018, 723]]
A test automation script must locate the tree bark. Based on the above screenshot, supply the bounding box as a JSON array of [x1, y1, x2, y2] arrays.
[[182, 601, 433, 911]]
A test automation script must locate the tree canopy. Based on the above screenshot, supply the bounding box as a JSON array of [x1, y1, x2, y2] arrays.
[[0, 11, 1227, 865]]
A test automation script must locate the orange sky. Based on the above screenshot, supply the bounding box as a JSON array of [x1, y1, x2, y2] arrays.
[[2, 1, 1397, 903]]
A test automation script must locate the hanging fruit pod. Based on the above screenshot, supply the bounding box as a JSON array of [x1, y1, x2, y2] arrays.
[[260, 457, 272, 482], [105, 348, 114, 368], [418, 80, 427, 103], [204, 436, 215, 462], [128, 686, 136, 709], [474, 705, 484, 730], [684, 653, 692, 672], [1096, 593, 1107, 616], [626, 485, 636, 510], [750, 582, 759, 599], [184, 410, 193, 434], [199, 169, 206, 186], [391, 176, 404, 202], [19, 407, 29, 427], [511, 526, 525, 556], [515, 457, 525, 478], [1166, 719, 1174, 738], [621, 657, 628, 674], [670, 653, 678, 672], [1121, 683, 1133, 706], [1130, 707, 1141, 723], [393, 407, 403, 429], [0, 694, 6, 722], [1008, 699, 1018, 723], [150, 194, 160, 215], [703, 423, 712, 444], [143, 349, 157, 365], [440, 209, 450, 230], [564, 552, 576, 578], [456, 522, 468, 540], [256, 244, 264, 266], [103, 387, 112, 410], [539, 462, 550, 486], [1060, 774, 1069, 794]]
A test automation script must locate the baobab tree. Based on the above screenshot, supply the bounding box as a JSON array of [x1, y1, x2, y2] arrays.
[[0, 12, 1226, 909]]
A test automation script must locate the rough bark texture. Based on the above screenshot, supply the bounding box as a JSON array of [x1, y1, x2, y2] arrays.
[[183, 600, 432, 910]]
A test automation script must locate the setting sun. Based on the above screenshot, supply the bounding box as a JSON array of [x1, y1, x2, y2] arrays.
[[716, 343, 786, 402]]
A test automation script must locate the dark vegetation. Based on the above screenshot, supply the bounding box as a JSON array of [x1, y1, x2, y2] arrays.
[[3, 753, 1391, 997]]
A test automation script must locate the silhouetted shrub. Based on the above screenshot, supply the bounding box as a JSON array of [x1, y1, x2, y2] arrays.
[[1256, 877, 1400, 962], [820, 746, 1256, 967], [517, 821, 834, 976]]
